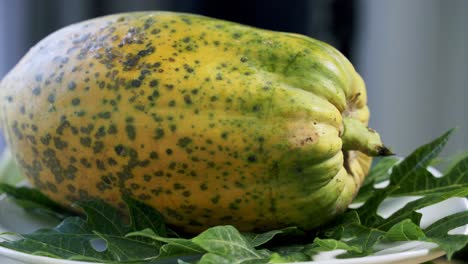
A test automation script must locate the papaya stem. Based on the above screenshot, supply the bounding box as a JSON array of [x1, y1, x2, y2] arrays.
[[341, 117, 393, 156]]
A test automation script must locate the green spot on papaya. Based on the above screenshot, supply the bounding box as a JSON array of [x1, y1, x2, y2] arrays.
[[98, 112, 111, 119], [71, 98, 80, 106], [32, 87, 41, 96], [68, 81, 76, 90], [177, 137, 192, 148], [125, 125, 136, 140], [210, 195, 220, 204]]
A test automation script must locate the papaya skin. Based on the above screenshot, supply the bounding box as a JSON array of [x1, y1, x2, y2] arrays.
[[0, 12, 388, 233]]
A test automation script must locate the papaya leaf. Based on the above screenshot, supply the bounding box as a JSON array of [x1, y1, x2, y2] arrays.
[[126, 228, 204, 258], [376, 188, 468, 231], [383, 219, 426, 242], [124, 196, 167, 237], [357, 129, 454, 226], [242, 227, 302, 248], [0, 183, 70, 219], [391, 155, 468, 196], [424, 211, 468, 259], [192, 226, 269, 263], [0, 198, 165, 262]]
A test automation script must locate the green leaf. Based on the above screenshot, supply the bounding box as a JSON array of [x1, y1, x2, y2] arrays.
[[311, 238, 361, 252], [0, 198, 165, 262], [424, 211, 468, 259], [268, 252, 310, 263], [74, 199, 129, 236], [358, 129, 454, 226], [377, 188, 468, 231], [0, 183, 70, 219], [127, 228, 204, 258], [383, 219, 426, 241], [192, 225, 267, 263], [124, 196, 168, 237], [392, 155, 468, 196], [242, 227, 302, 248]]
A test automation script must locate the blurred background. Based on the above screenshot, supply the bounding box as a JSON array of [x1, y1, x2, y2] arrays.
[[0, 0, 466, 158]]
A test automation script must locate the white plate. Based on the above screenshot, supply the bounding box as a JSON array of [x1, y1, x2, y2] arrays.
[[0, 193, 467, 264]]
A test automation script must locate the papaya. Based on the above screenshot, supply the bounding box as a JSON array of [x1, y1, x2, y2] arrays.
[[0, 12, 389, 233]]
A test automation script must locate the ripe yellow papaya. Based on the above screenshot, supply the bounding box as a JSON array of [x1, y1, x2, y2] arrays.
[[0, 12, 389, 233]]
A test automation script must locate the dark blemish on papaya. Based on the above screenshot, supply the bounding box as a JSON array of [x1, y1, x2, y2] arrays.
[[211, 195, 220, 204], [154, 170, 164, 177], [200, 183, 208, 191], [216, 73, 223, 80], [19, 105, 26, 114], [125, 125, 136, 140], [166, 148, 173, 155], [114, 144, 126, 156], [252, 104, 262, 112], [146, 151, 158, 161], [221, 132, 228, 139], [46, 182, 58, 193], [213, 40, 220, 46], [107, 124, 117, 134], [149, 79, 158, 87], [182, 190, 191, 197], [184, 95, 192, 105], [71, 98, 80, 106], [98, 112, 111, 119], [143, 174, 152, 182], [94, 126, 106, 139], [165, 208, 184, 221], [170, 124, 177, 132], [154, 128, 164, 140], [11, 122, 23, 139], [32, 87, 41, 96], [138, 159, 150, 168], [96, 159, 106, 171], [101, 175, 112, 185], [53, 137, 68, 150], [247, 155, 257, 162], [107, 157, 117, 166], [80, 137, 92, 147], [232, 32, 242, 39], [68, 81, 76, 91], [165, 84, 174, 90], [67, 184, 76, 193], [174, 183, 185, 190], [130, 79, 141, 88], [183, 64, 194, 73], [40, 134, 51, 145], [151, 28, 161, 35], [177, 137, 192, 148], [35, 74, 43, 82], [47, 94, 56, 103], [93, 141, 104, 153], [75, 111, 86, 117]]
